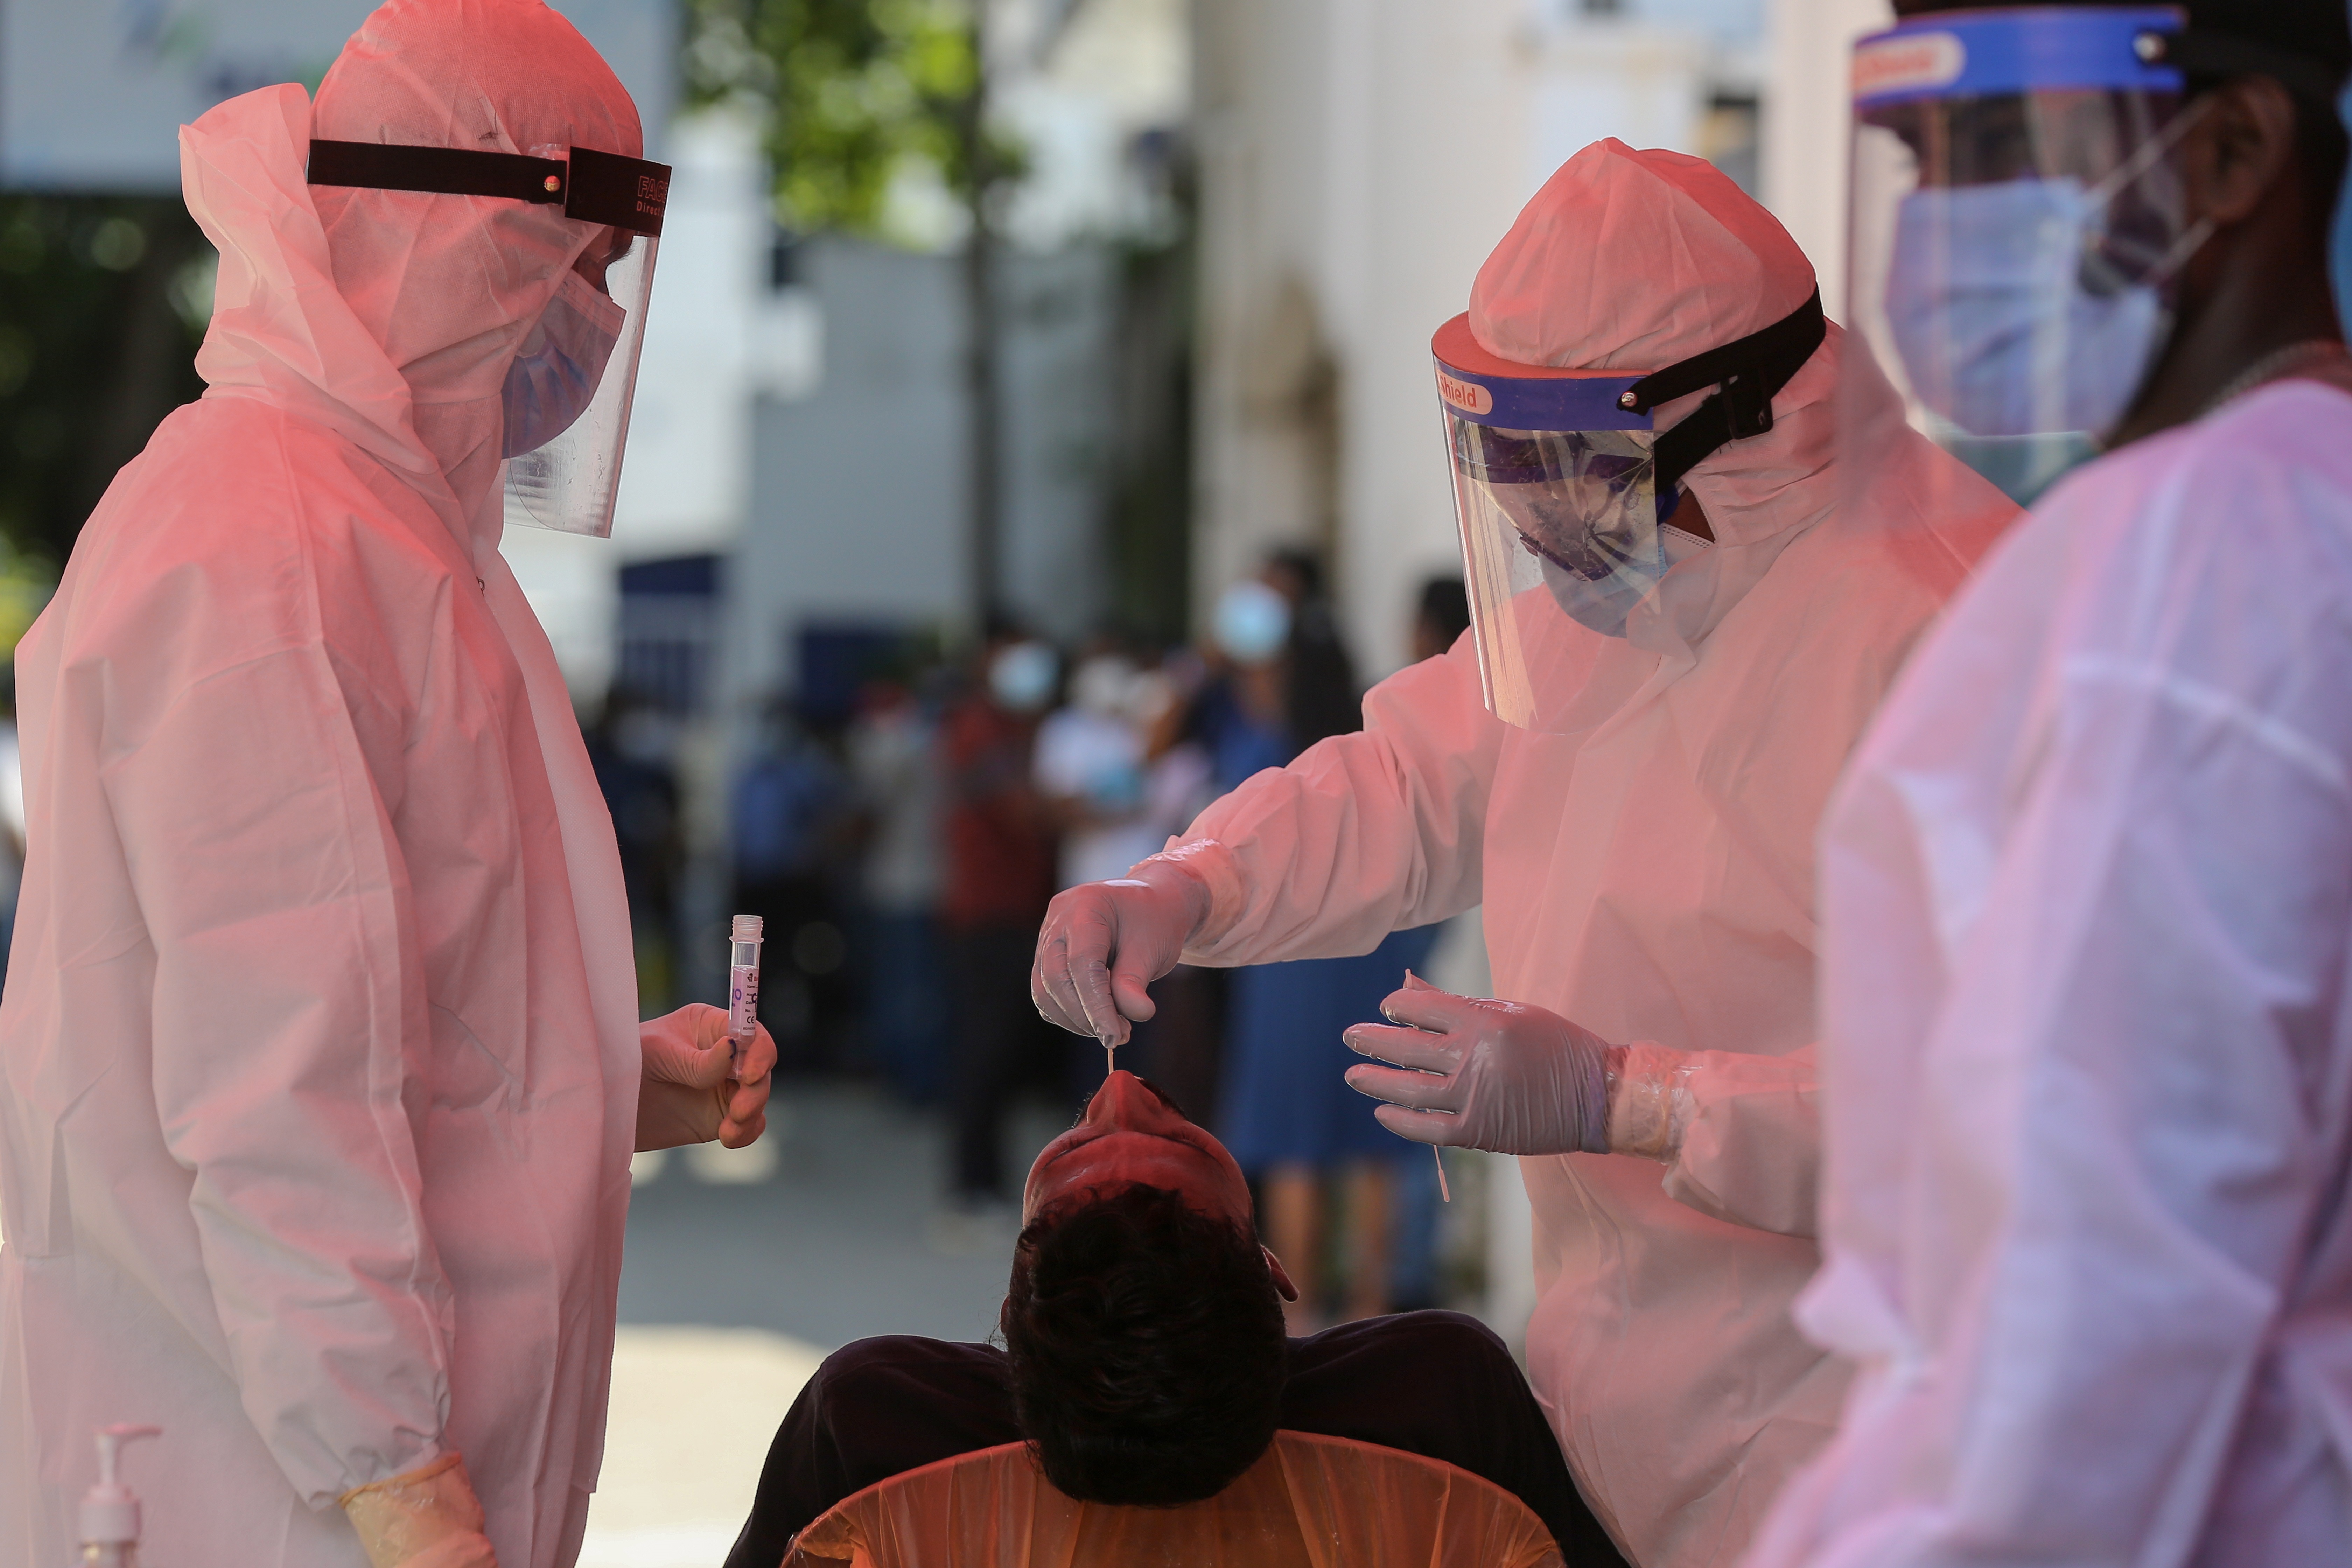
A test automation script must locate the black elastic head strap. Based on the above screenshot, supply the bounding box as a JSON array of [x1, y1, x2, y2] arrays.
[[1615, 288, 1826, 494], [2134, 28, 2349, 110], [306, 140, 670, 236]]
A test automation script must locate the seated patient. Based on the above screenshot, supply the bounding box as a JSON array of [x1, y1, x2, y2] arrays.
[[725, 1071, 1625, 1566]]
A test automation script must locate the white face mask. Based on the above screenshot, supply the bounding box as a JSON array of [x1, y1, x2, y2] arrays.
[[1539, 521, 1710, 638], [501, 267, 625, 458], [988, 641, 1060, 712], [1213, 580, 1293, 665]]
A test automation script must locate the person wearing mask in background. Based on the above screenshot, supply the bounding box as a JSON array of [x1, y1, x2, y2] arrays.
[[1189, 554, 1445, 1332], [939, 631, 1064, 1234], [1035, 140, 2018, 1567], [1745, 6, 2352, 1564], [730, 698, 847, 1070], [584, 687, 683, 1011], [845, 674, 949, 1105], [1382, 575, 1478, 1316], [0, 5, 776, 1567], [1035, 641, 1166, 891]]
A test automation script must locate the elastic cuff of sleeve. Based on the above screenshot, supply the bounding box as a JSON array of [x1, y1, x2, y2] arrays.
[[1136, 838, 1244, 952], [1604, 1043, 1698, 1162], [341, 1452, 488, 1568]]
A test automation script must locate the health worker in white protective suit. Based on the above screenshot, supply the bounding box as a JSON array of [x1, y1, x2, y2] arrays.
[[0, 4, 776, 1568], [1032, 140, 2019, 1568], [1743, 4, 2352, 1565]]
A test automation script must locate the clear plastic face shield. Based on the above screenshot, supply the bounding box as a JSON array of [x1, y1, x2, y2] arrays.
[[1433, 294, 1825, 727], [1847, 7, 2193, 504], [307, 139, 671, 538]]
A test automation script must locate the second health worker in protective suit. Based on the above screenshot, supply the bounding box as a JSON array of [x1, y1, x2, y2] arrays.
[[1034, 142, 2017, 1566], [0, 4, 773, 1567]]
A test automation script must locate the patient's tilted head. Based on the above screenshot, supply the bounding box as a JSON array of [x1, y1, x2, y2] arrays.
[[1003, 1071, 1290, 1505], [1003, 1183, 1287, 1506]]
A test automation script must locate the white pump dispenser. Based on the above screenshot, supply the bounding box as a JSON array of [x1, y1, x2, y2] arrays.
[[77, 1424, 161, 1567]]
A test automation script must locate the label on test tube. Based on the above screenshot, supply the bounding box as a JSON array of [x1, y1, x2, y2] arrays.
[[728, 915, 763, 1077]]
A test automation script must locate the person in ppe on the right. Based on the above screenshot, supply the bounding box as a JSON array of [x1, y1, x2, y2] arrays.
[[1033, 141, 2020, 1568], [1741, 3, 2352, 1566]]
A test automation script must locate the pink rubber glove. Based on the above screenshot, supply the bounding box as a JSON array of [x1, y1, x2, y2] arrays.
[[1031, 860, 1211, 1046], [1342, 974, 1613, 1154], [636, 1002, 776, 1152]]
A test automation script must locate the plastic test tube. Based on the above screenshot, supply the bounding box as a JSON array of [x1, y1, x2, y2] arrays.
[[727, 914, 763, 1077]]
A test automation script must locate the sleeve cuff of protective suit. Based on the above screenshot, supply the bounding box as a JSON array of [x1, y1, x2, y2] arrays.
[[1137, 838, 1246, 958], [1604, 1043, 1698, 1162], [341, 1452, 495, 1568]]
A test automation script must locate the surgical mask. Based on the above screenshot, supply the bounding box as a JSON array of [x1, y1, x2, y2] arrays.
[[502, 267, 625, 458], [1213, 581, 1292, 665], [1538, 519, 1709, 638], [1882, 83, 2211, 443], [989, 641, 1059, 712]]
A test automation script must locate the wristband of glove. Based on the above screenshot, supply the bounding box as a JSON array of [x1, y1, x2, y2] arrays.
[[1604, 1043, 1699, 1162], [340, 1453, 498, 1568]]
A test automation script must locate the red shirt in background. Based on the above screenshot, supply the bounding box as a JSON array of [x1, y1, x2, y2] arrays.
[[939, 696, 1057, 931]]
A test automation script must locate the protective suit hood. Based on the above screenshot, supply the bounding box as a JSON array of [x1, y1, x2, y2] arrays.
[[187, 0, 639, 563], [1465, 138, 1869, 680]]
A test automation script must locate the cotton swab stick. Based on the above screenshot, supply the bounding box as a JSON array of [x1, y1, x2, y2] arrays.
[[1433, 1145, 1450, 1203]]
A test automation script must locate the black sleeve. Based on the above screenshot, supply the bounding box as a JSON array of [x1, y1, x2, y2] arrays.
[[1279, 1311, 1630, 1568], [724, 1337, 1022, 1568]]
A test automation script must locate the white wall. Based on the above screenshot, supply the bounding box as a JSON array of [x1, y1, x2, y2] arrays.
[[1759, 0, 1892, 318]]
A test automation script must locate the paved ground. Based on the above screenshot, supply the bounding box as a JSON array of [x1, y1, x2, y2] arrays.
[[616, 1080, 1069, 1346]]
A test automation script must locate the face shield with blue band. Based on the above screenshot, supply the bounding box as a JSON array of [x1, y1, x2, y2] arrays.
[[1843, 5, 2352, 505], [1434, 290, 1824, 727], [308, 137, 670, 538]]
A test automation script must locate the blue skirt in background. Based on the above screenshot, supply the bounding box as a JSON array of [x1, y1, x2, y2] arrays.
[[1216, 924, 1443, 1171]]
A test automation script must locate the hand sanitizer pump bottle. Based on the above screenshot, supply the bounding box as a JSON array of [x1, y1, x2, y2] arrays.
[[77, 1425, 161, 1567]]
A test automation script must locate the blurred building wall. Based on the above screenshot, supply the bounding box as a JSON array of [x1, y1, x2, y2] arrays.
[[1190, 0, 1756, 679], [721, 233, 1124, 712], [1760, 0, 1893, 318], [0, 0, 677, 190]]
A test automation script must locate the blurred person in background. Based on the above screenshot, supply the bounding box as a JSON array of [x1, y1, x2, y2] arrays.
[[584, 686, 682, 1013], [1034, 639, 1164, 891], [844, 673, 948, 1104], [730, 697, 847, 1070], [941, 630, 1064, 1228], [1187, 552, 1445, 1331], [1383, 576, 1476, 1314]]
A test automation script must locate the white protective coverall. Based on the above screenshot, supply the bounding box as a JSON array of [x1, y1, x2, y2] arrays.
[[1738, 379, 2352, 1567], [0, 7, 645, 1566], [1161, 144, 2018, 1567]]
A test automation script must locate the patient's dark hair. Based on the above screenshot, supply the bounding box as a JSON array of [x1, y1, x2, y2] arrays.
[[1002, 1183, 1288, 1506]]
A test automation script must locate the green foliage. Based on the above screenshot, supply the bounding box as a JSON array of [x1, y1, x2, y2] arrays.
[[684, 0, 1009, 239], [0, 195, 208, 570]]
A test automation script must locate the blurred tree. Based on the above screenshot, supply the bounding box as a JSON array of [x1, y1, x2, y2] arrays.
[[0, 195, 210, 639], [681, 0, 1015, 239], [683, 0, 1027, 625]]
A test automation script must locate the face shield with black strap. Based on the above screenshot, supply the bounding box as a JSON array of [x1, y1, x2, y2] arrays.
[[1434, 289, 1825, 727], [307, 138, 671, 539], [1844, 5, 2350, 506]]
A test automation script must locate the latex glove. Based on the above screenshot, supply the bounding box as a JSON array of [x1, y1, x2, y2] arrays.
[[636, 1002, 776, 1152], [1031, 859, 1211, 1046], [340, 1453, 497, 1568], [1342, 974, 1612, 1154]]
